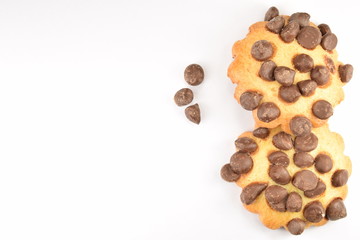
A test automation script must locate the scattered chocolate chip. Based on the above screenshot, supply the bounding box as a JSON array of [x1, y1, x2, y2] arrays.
[[331, 170, 349, 187], [311, 66, 330, 86], [326, 198, 347, 220], [304, 179, 326, 198], [230, 152, 253, 174], [324, 56, 335, 73], [266, 16, 285, 34], [290, 116, 312, 136], [315, 154, 333, 173], [264, 6, 279, 21], [240, 183, 268, 205], [265, 185, 288, 212], [253, 127, 270, 139], [318, 24, 331, 36], [280, 21, 300, 43], [220, 164, 241, 182], [293, 152, 314, 168], [185, 103, 201, 124], [339, 64, 354, 83], [251, 40, 274, 61], [268, 151, 289, 167], [289, 12, 310, 28], [321, 33, 338, 51], [272, 131, 293, 150], [240, 91, 263, 110], [286, 192, 302, 212], [274, 66, 295, 86], [184, 64, 204, 86], [294, 133, 318, 152], [297, 26, 322, 49], [312, 100, 333, 120], [235, 137, 258, 153], [257, 102, 280, 122], [279, 85, 301, 103], [269, 165, 291, 185], [174, 88, 194, 106], [303, 201, 325, 223], [297, 80, 317, 97], [287, 218, 306, 235], [292, 170, 318, 191], [259, 60, 276, 81], [293, 54, 314, 73]]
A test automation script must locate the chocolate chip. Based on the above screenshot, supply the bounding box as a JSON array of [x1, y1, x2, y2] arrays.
[[269, 165, 291, 185], [264, 6, 279, 21], [286, 192, 302, 212], [311, 66, 330, 86], [290, 116, 312, 136], [293, 152, 314, 168], [257, 102, 280, 122], [326, 198, 347, 220], [268, 151, 289, 167], [339, 64, 354, 83], [289, 12, 310, 28], [280, 21, 300, 43], [266, 16, 285, 34], [185, 104, 201, 124], [220, 164, 240, 182], [174, 88, 193, 106], [304, 179, 326, 198], [235, 137, 258, 153], [321, 33, 338, 51], [312, 100, 333, 120], [265, 185, 288, 212], [287, 218, 306, 235], [279, 85, 301, 103], [315, 154, 333, 173], [251, 40, 274, 61], [297, 26, 322, 49], [297, 80, 317, 97], [318, 24, 331, 36], [303, 201, 325, 223], [240, 91, 263, 110], [240, 183, 268, 205], [272, 131, 293, 150], [294, 133, 318, 152], [331, 169, 349, 187], [292, 170, 318, 191], [230, 152, 253, 174], [274, 66, 295, 86], [253, 127, 270, 139], [184, 64, 204, 86], [324, 56, 335, 73], [259, 60, 276, 81], [293, 54, 314, 73]]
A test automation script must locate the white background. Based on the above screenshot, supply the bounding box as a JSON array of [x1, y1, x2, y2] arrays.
[[0, 0, 359, 239]]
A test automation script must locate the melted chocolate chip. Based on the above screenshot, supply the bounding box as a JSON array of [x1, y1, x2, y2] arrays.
[[264, 6, 279, 21], [324, 56, 335, 73], [266, 16, 285, 34], [297, 80, 317, 97], [293, 54, 314, 73], [303, 201, 325, 223], [268, 151, 289, 167], [274, 66, 295, 86], [315, 154, 333, 173], [265, 185, 288, 212], [292, 170, 318, 191], [304, 179, 326, 198], [339, 64, 354, 83], [318, 24, 331, 36], [279, 85, 301, 103], [272, 131, 293, 150], [259, 60, 276, 81], [321, 33, 338, 51], [297, 26, 322, 49], [240, 183, 268, 205], [294, 133, 318, 152], [311, 66, 330, 86], [293, 152, 314, 168], [290, 116, 312, 136], [185, 104, 201, 124], [220, 164, 241, 182], [251, 40, 273, 61], [257, 102, 280, 122], [286, 192, 302, 212], [253, 127, 270, 139], [331, 169, 349, 187], [269, 165, 291, 185], [240, 91, 263, 110], [280, 21, 300, 43], [174, 88, 194, 106], [289, 12, 310, 28], [312, 100, 333, 120], [184, 64, 204, 86], [326, 198, 347, 220], [287, 218, 306, 235], [235, 137, 258, 153], [230, 152, 253, 174]]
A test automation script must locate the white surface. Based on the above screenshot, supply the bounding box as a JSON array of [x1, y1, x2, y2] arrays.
[[0, 0, 359, 239]]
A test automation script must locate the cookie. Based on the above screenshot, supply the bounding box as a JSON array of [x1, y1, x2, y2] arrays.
[[221, 124, 351, 235]]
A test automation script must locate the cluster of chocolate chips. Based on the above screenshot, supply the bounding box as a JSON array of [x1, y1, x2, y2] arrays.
[[174, 64, 204, 124]]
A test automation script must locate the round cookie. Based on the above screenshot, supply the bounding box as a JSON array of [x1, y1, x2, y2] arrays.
[[220, 124, 351, 235]]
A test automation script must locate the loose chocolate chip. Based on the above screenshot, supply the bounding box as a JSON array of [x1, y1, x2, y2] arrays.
[[174, 88, 194, 106], [292, 54, 314, 73], [272, 131, 293, 150], [339, 64, 354, 83], [184, 64, 204, 86], [331, 170, 349, 187], [230, 152, 253, 174], [265, 185, 288, 212], [311, 66, 330, 86], [293, 152, 314, 168], [326, 198, 347, 220], [185, 104, 201, 124], [304, 179, 326, 198], [259, 60, 276, 81], [324, 56, 335, 73], [240, 91, 263, 110], [235, 137, 258, 153], [315, 154, 333, 173], [297, 80, 317, 97], [318, 24, 331, 36], [290, 116, 312, 136], [280, 21, 300, 43], [289, 12, 310, 28], [321, 33, 338, 51], [220, 164, 241, 182], [286, 192, 302, 212], [253, 127, 270, 139], [269, 165, 291, 185], [264, 6, 279, 21], [297, 26, 322, 49], [251, 40, 274, 61], [292, 170, 318, 191], [294, 133, 318, 152], [266, 16, 285, 34], [274, 66, 295, 86], [257, 102, 280, 122], [303, 201, 325, 223], [312, 100, 333, 120], [268, 151, 289, 167], [279, 85, 301, 103], [240, 183, 268, 205], [287, 218, 306, 235]]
